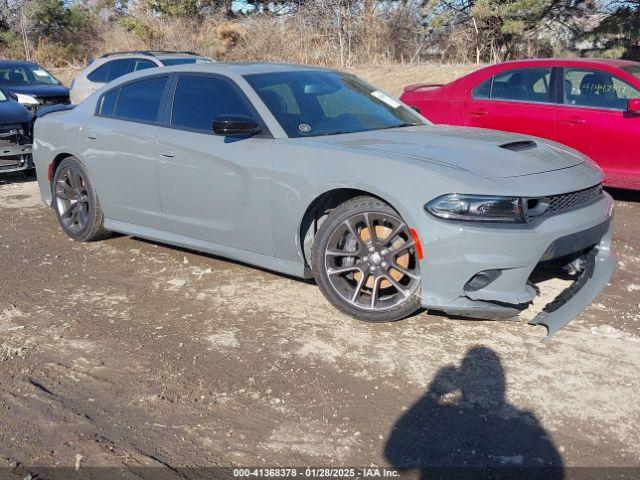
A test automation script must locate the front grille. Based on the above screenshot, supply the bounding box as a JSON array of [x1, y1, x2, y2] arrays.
[[0, 123, 25, 136], [0, 123, 32, 171], [0, 155, 24, 169], [0, 124, 30, 146], [547, 184, 603, 214], [524, 184, 604, 221], [38, 95, 70, 106]]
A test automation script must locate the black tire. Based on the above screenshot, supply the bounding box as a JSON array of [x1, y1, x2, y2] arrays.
[[52, 157, 111, 242], [312, 196, 421, 322]]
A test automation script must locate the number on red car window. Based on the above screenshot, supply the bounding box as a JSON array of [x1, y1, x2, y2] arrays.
[[564, 68, 640, 110]]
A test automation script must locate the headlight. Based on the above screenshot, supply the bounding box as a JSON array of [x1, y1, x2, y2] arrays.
[[15, 93, 40, 106], [426, 194, 525, 223]]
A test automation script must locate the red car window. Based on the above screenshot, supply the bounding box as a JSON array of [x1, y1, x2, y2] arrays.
[[472, 68, 552, 104], [564, 68, 640, 110]]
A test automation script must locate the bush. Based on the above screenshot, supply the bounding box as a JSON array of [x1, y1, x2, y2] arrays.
[[32, 40, 88, 67]]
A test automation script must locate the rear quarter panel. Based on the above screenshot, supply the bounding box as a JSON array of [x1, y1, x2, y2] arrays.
[[400, 85, 465, 124], [33, 110, 83, 205]]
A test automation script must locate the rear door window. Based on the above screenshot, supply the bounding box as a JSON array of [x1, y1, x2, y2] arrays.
[[171, 74, 255, 132], [99, 89, 119, 116], [87, 63, 109, 83], [106, 59, 135, 82], [89, 59, 152, 83], [134, 59, 157, 72], [113, 76, 168, 123], [564, 68, 640, 110]]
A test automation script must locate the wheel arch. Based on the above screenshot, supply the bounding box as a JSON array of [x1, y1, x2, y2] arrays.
[[49, 152, 75, 184], [47, 152, 97, 206], [298, 186, 414, 272]]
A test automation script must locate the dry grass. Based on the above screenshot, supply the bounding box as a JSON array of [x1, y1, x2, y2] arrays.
[[52, 63, 481, 96], [347, 63, 482, 96], [50, 66, 84, 87]]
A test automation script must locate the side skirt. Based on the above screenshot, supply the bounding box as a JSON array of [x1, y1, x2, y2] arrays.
[[103, 219, 309, 279]]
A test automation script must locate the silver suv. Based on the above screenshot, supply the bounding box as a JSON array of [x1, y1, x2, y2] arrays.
[[69, 50, 213, 103]]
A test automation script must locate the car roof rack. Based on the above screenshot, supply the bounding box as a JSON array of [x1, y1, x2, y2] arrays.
[[97, 50, 200, 59], [147, 50, 201, 56]]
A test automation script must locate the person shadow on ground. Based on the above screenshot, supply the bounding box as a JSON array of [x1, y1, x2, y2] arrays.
[[384, 346, 564, 480]]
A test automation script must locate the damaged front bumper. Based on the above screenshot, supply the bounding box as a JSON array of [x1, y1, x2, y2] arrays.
[[0, 124, 33, 174], [417, 191, 616, 339], [528, 223, 616, 338]]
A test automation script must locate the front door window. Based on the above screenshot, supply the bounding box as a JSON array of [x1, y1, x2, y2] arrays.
[[564, 68, 640, 110]]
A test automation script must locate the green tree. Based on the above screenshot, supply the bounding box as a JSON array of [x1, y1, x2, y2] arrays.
[[421, 0, 587, 62], [588, 1, 640, 59], [140, 0, 231, 17], [17, 0, 94, 43]]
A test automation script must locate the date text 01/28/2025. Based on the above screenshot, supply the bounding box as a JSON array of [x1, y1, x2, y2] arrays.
[[232, 468, 400, 477]]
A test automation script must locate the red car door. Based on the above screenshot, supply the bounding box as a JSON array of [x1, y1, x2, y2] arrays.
[[555, 67, 640, 188], [464, 67, 557, 139]]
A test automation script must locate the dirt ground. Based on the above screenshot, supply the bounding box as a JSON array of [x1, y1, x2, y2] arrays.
[[1, 171, 640, 479]]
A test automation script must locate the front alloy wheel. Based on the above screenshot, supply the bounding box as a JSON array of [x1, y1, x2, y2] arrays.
[[313, 196, 421, 322]]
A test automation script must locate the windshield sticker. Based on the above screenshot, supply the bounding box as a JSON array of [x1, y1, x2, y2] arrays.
[[298, 123, 311, 133], [371, 90, 402, 109], [33, 69, 50, 77]]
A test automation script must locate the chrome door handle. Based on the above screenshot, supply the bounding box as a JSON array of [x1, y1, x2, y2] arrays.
[[159, 149, 175, 158]]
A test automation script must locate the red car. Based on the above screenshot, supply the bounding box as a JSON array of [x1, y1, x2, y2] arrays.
[[400, 59, 640, 190]]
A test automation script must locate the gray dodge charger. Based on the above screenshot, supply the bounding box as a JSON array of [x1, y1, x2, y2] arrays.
[[32, 63, 616, 337]]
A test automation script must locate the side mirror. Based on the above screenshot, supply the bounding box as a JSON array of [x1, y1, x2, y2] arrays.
[[627, 98, 640, 115], [212, 115, 261, 137]]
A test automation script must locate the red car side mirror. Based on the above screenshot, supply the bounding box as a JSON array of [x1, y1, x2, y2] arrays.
[[627, 98, 640, 115]]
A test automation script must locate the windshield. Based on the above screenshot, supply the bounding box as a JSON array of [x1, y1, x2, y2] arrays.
[[0, 89, 6, 102], [160, 58, 213, 66], [244, 71, 427, 138], [621, 65, 640, 81], [0, 63, 61, 86]]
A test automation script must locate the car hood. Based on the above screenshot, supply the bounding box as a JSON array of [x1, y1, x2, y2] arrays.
[[0, 99, 33, 124], [6, 84, 69, 99], [313, 125, 585, 178]]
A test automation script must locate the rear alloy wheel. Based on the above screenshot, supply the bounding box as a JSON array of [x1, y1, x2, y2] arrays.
[[52, 157, 111, 242], [312, 196, 421, 322]]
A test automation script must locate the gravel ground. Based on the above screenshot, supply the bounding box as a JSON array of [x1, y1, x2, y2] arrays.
[[0, 175, 639, 480]]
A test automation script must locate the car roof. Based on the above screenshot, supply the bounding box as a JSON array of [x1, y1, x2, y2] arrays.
[[445, 57, 640, 89], [156, 62, 335, 75], [99, 62, 339, 94], [494, 58, 639, 68]]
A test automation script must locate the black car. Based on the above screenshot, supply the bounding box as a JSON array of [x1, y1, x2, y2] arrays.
[[0, 60, 70, 112], [0, 87, 33, 174]]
